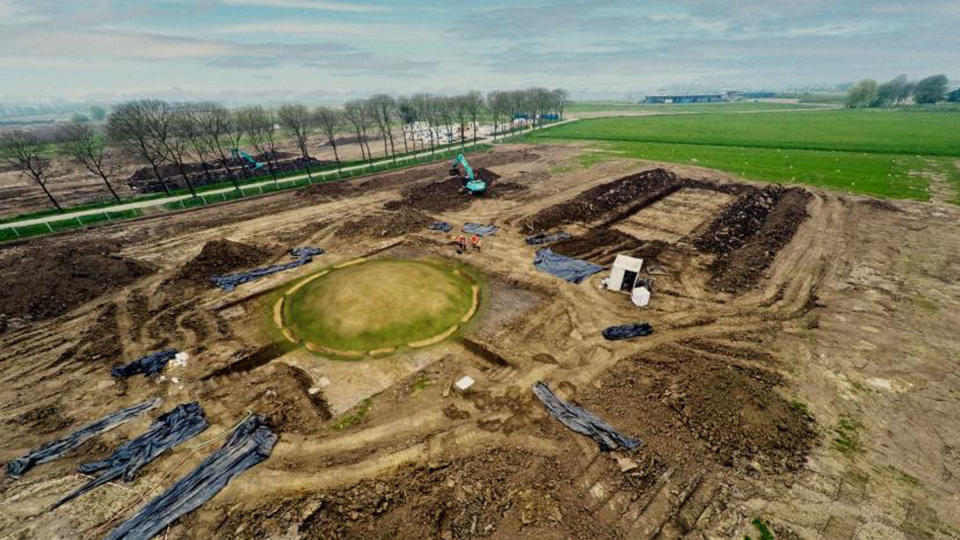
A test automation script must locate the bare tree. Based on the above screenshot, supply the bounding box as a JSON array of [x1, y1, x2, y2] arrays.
[[176, 103, 219, 186], [411, 94, 436, 154], [278, 104, 314, 179], [107, 99, 173, 195], [551, 88, 569, 119], [237, 105, 280, 182], [314, 106, 343, 173], [193, 102, 242, 191], [368, 94, 398, 163], [0, 130, 61, 210], [343, 100, 374, 166], [463, 91, 484, 145], [411, 93, 434, 152], [165, 106, 200, 197], [487, 91, 504, 141], [438, 96, 456, 148], [58, 121, 122, 202], [452, 95, 470, 150], [397, 96, 417, 154]]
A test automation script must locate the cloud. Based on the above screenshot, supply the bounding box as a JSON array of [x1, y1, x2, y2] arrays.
[[220, 0, 389, 13], [0, 26, 432, 75], [214, 20, 415, 36], [785, 21, 887, 37]]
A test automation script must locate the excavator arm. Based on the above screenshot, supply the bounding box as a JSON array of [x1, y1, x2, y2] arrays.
[[231, 148, 265, 170]]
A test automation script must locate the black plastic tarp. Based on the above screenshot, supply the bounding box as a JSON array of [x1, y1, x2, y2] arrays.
[[212, 257, 314, 291], [428, 222, 453, 233], [532, 382, 641, 452], [111, 349, 178, 379], [103, 414, 277, 540], [52, 402, 209, 509], [533, 248, 603, 284], [289, 247, 325, 259], [462, 223, 499, 236], [601, 323, 654, 341], [524, 231, 572, 245], [5, 398, 162, 479]]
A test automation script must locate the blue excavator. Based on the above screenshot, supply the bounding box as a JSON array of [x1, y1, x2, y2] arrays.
[[449, 153, 486, 195], [231, 148, 265, 171]]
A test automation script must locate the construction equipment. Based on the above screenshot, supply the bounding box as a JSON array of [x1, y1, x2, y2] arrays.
[[231, 148, 265, 171], [449, 153, 485, 195]]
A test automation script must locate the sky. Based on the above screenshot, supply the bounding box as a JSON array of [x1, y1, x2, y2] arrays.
[[0, 0, 957, 103]]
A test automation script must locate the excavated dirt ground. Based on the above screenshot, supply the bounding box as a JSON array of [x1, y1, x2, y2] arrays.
[[1, 144, 959, 540], [0, 239, 154, 332]]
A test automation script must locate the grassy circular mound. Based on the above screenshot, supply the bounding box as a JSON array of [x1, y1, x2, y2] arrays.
[[284, 259, 475, 353]]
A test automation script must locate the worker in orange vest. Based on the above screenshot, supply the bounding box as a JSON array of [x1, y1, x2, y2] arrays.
[[455, 234, 467, 252], [470, 234, 482, 252]]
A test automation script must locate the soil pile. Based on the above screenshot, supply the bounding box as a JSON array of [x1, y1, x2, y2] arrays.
[[692, 186, 777, 254], [383, 167, 524, 213], [169, 239, 275, 286], [520, 168, 680, 232], [0, 239, 153, 328], [550, 229, 644, 265], [383, 178, 474, 213], [338, 208, 434, 238], [297, 180, 359, 201], [694, 187, 811, 292], [475, 167, 501, 183], [584, 344, 815, 473]]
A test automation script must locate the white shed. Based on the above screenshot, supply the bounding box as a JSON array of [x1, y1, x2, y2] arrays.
[[606, 255, 644, 292]]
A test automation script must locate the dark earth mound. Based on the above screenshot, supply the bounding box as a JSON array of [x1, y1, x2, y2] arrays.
[[169, 239, 276, 287], [382, 167, 519, 214], [694, 186, 811, 292], [520, 168, 680, 232], [338, 208, 435, 238], [0, 239, 153, 329], [298, 180, 361, 201], [550, 229, 644, 265]]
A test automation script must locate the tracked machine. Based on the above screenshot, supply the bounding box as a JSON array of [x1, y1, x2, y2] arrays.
[[449, 153, 486, 195]]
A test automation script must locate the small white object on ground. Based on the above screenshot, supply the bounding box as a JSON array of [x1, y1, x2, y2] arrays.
[[308, 387, 320, 395], [631, 286, 651, 307], [317, 376, 331, 388], [454, 376, 475, 392], [171, 352, 190, 368]]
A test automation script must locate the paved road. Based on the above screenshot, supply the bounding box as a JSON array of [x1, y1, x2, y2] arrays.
[[0, 119, 578, 231]]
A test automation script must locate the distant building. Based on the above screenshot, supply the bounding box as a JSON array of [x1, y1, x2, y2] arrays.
[[642, 94, 725, 104], [727, 91, 776, 100]]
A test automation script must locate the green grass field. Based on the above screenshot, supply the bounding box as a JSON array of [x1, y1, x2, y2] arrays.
[[521, 109, 960, 202], [538, 110, 960, 156], [566, 101, 820, 115]]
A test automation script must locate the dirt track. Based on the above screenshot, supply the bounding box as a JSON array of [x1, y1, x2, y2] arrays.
[[1, 143, 959, 540]]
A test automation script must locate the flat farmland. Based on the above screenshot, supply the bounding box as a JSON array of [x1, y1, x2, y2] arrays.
[[522, 109, 960, 202]]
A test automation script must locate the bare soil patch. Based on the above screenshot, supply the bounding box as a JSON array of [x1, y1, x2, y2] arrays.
[[584, 344, 816, 473], [338, 208, 434, 238], [200, 361, 332, 435], [0, 239, 153, 329], [167, 239, 276, 287], [694, 186, 812, 292]]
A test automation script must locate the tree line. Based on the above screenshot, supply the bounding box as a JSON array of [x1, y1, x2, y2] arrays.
[[846, 74, 956, 108], [0, 87, 569, 211]]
